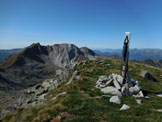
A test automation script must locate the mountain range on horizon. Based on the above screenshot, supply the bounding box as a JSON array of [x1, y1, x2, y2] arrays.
[[1, 46, 162, 62], [94, 48, 162, 61]]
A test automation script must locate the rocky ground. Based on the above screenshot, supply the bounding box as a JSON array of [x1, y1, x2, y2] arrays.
[[1, 59, 162, 122]]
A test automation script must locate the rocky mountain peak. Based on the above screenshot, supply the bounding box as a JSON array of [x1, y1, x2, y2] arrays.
[[0, 43, 97, 90]]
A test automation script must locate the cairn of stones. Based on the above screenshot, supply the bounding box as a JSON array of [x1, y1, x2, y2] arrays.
[[96, 32, 144, 97]]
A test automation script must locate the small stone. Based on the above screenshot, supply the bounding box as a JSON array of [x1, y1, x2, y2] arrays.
[[157, 109, 162, 112], [120, 104, 130, 111], [136, 99, 142, 104], [39, 94, 46, 101], [156, 93, 162, 97], [145, 96, 150, 99], [109, 96, 121, 104]]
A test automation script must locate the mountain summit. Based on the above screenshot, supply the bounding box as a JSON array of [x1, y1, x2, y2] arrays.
[[0, 43, 97, 90]]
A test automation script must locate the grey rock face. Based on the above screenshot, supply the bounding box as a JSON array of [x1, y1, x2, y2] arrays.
[[24, 77, 63, 105], [0, 43, 97, 90], [80, 47, 96, 60], [109, 96, 121, 104], [139, 71, 156, 81]]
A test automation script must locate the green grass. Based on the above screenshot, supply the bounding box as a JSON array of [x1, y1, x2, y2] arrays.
[[2, 59, 162, 122]]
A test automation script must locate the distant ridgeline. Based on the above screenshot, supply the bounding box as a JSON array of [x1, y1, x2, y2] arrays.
[[0, 49, 21, 62], [0, 47, 162, 68], [94, 48, 162, 61]]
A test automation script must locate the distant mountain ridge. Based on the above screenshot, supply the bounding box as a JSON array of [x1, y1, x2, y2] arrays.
[[0, 49, 21, 62], [94, 48, 162, 61]]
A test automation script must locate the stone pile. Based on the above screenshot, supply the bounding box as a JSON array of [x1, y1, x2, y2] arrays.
[[96, 73, 144, 97]]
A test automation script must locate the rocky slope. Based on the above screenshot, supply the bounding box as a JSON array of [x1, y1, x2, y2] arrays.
[[1, 59, 162, 122], [143, 59, 162, 69], [0, 43, 98, 118]]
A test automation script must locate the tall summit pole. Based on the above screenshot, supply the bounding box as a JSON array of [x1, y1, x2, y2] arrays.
[[121, 32, 131, 96]]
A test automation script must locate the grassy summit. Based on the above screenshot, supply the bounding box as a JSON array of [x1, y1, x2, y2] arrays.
[[2, 60, 162, 122]]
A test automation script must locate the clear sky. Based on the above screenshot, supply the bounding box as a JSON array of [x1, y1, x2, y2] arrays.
[[0, 0, 162, 49]]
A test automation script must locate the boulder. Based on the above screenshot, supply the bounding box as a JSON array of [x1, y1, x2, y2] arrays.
[[121, 84, 130, 96], [113, 79, 121, 90], [109, 96, 121, 104], [120, 104, 130, 111], [129, 85, 141, 94], [101, 86, 122, 96], [139, 71, 156, 81]]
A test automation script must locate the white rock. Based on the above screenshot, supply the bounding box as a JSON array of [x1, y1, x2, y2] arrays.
[[134, 85, 141, 92], [121, 84, 130, 96], [106, 79, 113, 86], [129, 87, 135, 94], [136, 99, 142, 104], [113, 79, 121, 90], [117, 75, 124, 85], [101, 86, 122, 96], [109, 96, 121, 104], [139, 91, 144, 97], [133, 91, 144, 98], [156, 94, 162, 97], [39, 94, 46, 101], [98, 75, 108, 83], [129, 86, 139, 94], [145, 96, 150, 99], [120, 104, 130, 111], [101, 85, 107, 88], [157, 109, 162, 112]]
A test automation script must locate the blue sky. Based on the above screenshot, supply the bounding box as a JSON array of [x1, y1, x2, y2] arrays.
[[0, 0, 162, 49]]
